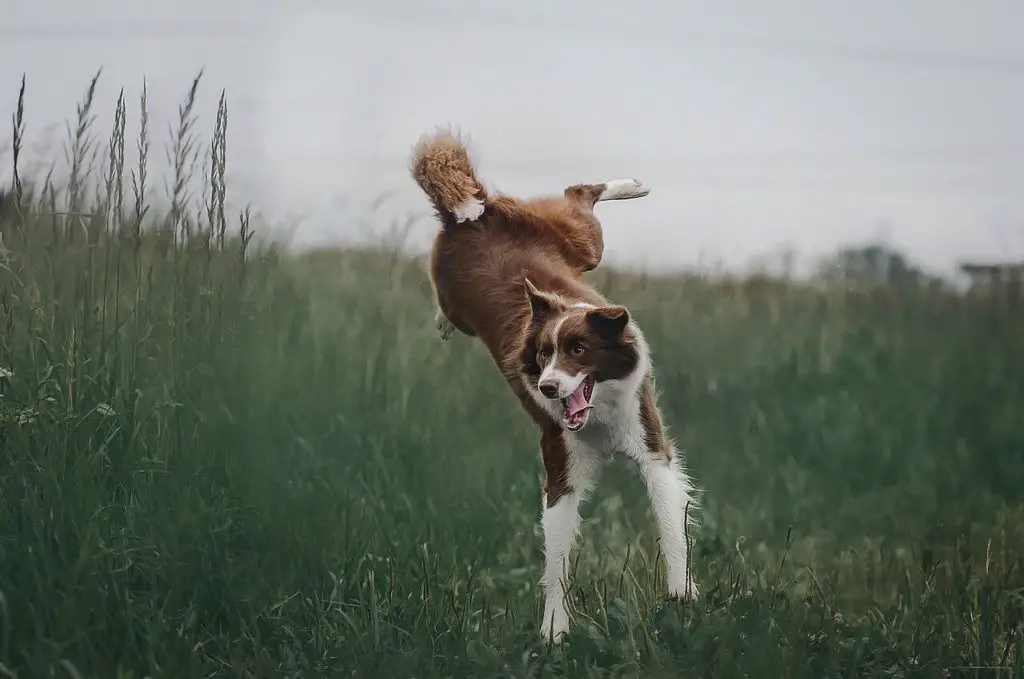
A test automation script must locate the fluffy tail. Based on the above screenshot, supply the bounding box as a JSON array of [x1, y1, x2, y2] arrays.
[[410, 129, 488, 224]]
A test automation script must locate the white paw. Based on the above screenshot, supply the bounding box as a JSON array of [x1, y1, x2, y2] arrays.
[[540, 606, 570, 644], [435, 310, 455, 341]]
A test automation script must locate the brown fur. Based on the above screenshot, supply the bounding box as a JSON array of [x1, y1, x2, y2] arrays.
[[409, 129, 487, 222], [519, 300, 639, 390], [409, 130, 657, 497], [639, 378, 667, 455], [539, 426, 572, 505], [411, 131, 701, 636]]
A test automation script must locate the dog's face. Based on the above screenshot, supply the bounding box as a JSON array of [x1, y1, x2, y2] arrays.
[[520, 279, 640, 431]]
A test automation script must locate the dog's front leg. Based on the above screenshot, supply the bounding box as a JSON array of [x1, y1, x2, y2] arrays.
[[635, 450, 699, 601], [538, 429, 600, 644]]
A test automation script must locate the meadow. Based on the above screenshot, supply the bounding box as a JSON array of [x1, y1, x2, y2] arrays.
[[1, 76, 1023, 678]]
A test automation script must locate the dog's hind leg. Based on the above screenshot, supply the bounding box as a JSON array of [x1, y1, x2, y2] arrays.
[[428, 274, 458, 341], [564, 178, 650, 208], [560, 179, 650, 271], [435, 307, 456, 341], [428, 250, 475, 341], [432, 295, 475, 341]]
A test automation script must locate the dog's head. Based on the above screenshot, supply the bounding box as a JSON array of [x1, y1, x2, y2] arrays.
[[519, 278, 641, 431]]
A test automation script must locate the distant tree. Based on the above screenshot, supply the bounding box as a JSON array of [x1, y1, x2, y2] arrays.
[[815, 242, 926, 288]]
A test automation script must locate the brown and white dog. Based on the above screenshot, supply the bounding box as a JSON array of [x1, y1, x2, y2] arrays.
[[410, 129, 699, 642]]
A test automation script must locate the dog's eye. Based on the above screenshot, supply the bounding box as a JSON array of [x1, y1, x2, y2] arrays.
[[571, 344, 585, 356]]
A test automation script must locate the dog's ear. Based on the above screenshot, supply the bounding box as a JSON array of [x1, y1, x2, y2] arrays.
[[586, 305, 630, 337], [524, 278, 556, 322]]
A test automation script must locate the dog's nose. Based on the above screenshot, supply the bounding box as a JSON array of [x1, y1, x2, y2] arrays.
[[538, 381, 559, 399]]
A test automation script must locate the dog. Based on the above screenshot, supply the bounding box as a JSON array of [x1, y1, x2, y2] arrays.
[[410, 129, 699, 643]]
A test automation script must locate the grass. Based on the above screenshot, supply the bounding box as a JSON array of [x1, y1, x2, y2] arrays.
[[1, 73, 1023, 678]]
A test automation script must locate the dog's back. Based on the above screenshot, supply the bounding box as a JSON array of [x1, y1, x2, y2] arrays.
[[410, 129, 649, 367]]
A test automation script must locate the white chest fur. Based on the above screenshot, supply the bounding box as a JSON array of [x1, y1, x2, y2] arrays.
[[526, 329, 699, 643]]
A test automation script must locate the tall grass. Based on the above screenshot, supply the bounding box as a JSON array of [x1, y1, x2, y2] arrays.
[[1, 75, 1023, 678]]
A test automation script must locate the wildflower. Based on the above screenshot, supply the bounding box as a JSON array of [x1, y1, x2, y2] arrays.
[[0, 367, 12, 379], [833, 612, 843, 627], [96, 402, 116, 416]]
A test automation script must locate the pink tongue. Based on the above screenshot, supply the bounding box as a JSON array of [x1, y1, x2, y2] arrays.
[[566, 384, 590, 416]]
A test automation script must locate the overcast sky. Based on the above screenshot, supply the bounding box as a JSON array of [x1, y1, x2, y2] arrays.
[[3, 0, 1024, 275]]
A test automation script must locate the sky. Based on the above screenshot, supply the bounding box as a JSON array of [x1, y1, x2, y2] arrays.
[[3, 0, 1024, 276]]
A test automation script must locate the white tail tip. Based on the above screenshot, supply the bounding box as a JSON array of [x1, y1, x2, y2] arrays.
[[452, 197, 485, 222], [597, 178, 650, 202]]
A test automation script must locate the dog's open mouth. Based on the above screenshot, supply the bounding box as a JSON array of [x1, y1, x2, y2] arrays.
[[562, 376, 595, 431]]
